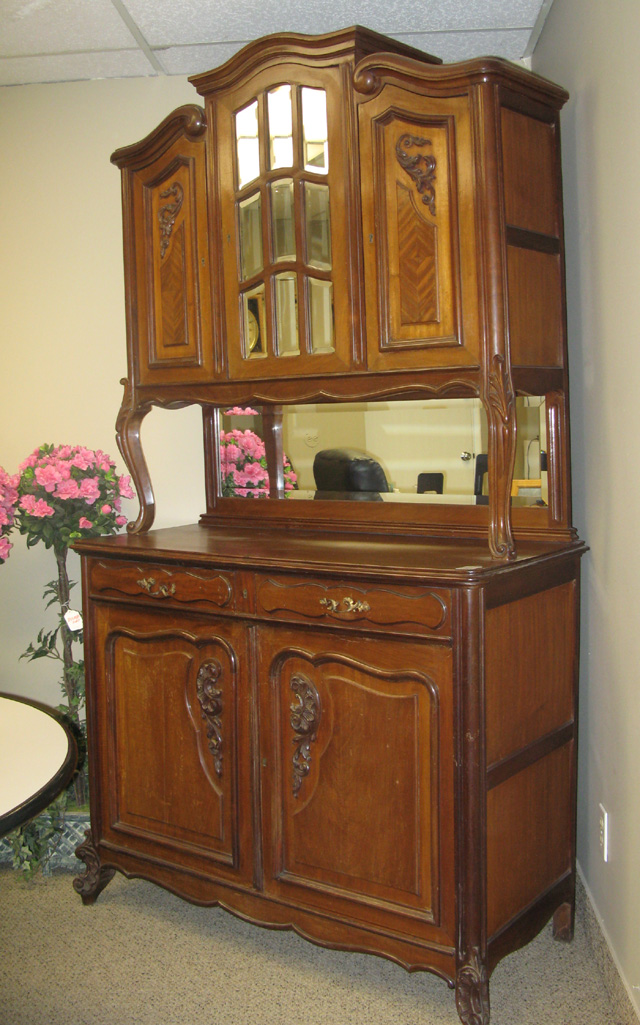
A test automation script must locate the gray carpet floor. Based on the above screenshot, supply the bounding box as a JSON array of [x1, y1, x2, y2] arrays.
[[0, 866, 637, 1025]]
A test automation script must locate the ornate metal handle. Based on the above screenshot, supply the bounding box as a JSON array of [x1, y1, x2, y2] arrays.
[[137, 577, 176, 598], [319, 596, 371, 614]]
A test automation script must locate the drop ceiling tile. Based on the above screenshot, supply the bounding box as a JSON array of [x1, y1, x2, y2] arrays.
[[393, 29, 533, 63], [0, 50, 156, 87], [123, 0, 544, 47], [157, 42, 249, 76], [158, 28, 531, 77], [0, 0, 138, 56]]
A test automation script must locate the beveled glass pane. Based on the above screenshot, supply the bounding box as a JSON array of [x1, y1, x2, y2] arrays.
[[268, 85, 293, 169], [238, 193, 263, 280], [301, 87, 328, 173], [236, 100, 260, 189], [271, 179, 296, 262], [304, 182, 331, 270], [275, 272, 299, 355], [242, 285, 266, 359], [309, 278, 334, 352]]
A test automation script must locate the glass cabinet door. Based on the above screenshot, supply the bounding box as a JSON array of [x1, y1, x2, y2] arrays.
[[216, 66, 354, 379]]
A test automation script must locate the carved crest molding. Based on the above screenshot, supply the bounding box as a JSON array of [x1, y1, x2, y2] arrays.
[[396, 134, 437, 216]]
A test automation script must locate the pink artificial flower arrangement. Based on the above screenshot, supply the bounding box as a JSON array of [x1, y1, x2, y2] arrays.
[[13, 443, 134, 554], [0, 467, 19, 563], [220, 408, 297, 497]]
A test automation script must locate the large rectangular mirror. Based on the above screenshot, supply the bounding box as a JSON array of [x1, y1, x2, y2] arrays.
[[217, 398, 548, 506]]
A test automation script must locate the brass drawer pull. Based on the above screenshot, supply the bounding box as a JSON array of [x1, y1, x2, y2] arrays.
[[319, 596, 371, 614], [137, 577, 176, 598]]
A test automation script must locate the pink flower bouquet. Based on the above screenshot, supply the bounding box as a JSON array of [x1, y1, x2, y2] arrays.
[[0, 466, 19, 563], [220, 410, 297, 498], [15, 443, 134, 552]]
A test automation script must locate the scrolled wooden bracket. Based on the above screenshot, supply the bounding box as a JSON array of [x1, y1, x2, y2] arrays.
[[115, 378, 155, 535], [484, 355, 517, 561]]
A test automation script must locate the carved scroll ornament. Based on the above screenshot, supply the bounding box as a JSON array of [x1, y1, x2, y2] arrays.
[[158, 181, 184, 257], [196, 659, 224, 777], [456, 947, 490, 1025], [290, 673, 321, 797], [396, 135, 437, 215]]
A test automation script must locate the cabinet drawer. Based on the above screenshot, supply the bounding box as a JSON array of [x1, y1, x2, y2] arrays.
[[255, 575, 450, 637], [88, 559, 235, 612]]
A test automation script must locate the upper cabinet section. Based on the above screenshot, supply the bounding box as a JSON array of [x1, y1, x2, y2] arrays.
[[191, 28, 441, 382], [112, 31, 569, 397], [112, 106, 216, 387]]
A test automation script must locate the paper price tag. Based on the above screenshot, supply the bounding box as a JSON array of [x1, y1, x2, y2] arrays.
[[64, 609, 83, 632]]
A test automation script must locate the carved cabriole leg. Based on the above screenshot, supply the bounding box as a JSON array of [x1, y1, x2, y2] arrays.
[[553, 900, 575, 942], [456, 948, 490, 1025], [115, 378, 155, 534], [73, 829, 116, 905], [483, 355, 517, 561]]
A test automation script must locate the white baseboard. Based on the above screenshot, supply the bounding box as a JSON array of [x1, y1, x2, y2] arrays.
[[577, 861, 640, 1022]]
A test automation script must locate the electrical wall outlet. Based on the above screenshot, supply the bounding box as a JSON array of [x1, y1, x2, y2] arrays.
[[599, 803, 609, 862]]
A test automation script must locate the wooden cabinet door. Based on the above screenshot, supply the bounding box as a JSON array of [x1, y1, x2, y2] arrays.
[[90, 603, 251, 883], [258, 625, 455, 946], [113, 107, 217, 387], [213, 64, 356, 379], [358, 87, 481, 372]]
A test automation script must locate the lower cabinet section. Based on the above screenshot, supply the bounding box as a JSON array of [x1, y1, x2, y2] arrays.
[[75, 536, 584, 1025], [91, 604, 253, 885]]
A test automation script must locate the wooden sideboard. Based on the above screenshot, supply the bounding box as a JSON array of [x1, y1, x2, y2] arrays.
[[73, 28, 586, 1025]]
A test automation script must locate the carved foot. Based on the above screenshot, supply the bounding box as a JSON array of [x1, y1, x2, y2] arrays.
[[73, 829, 116, 905], [456, 949, 490, 1025], [553, 901, 575, 942]]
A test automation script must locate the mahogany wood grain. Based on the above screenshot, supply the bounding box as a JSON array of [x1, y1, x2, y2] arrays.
[[484, 581, 576, 766], [486, 742, 573, 937], [79, 29, 585, 1025]]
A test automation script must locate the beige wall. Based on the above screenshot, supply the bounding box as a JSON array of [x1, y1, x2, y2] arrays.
[[0, 75, 205, 702], [534, 0, 640, 1013]]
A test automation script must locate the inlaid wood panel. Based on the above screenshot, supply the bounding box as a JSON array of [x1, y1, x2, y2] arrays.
[[485, 581, 576, 767], [507, 246, 564, 367], [486, 742, 573, 937], [396, 183, 438, 324], [359, 87, 480, 371], [501, 107, 559, 238]]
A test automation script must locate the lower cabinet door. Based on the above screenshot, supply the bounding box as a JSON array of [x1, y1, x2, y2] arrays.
[[91, 603, 251, 882], [258, 625, 455, 945]]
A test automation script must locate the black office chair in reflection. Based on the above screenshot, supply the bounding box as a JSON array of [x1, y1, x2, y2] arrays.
[[313, 448, 390, 501], [417, 472, 444, 495], [474, 453, 489, 505]]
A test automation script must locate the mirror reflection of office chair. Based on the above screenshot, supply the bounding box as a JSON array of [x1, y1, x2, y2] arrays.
[[312, 448, 390, 501], [417, 472, 444, 494], [474, 453, 489, 505]]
